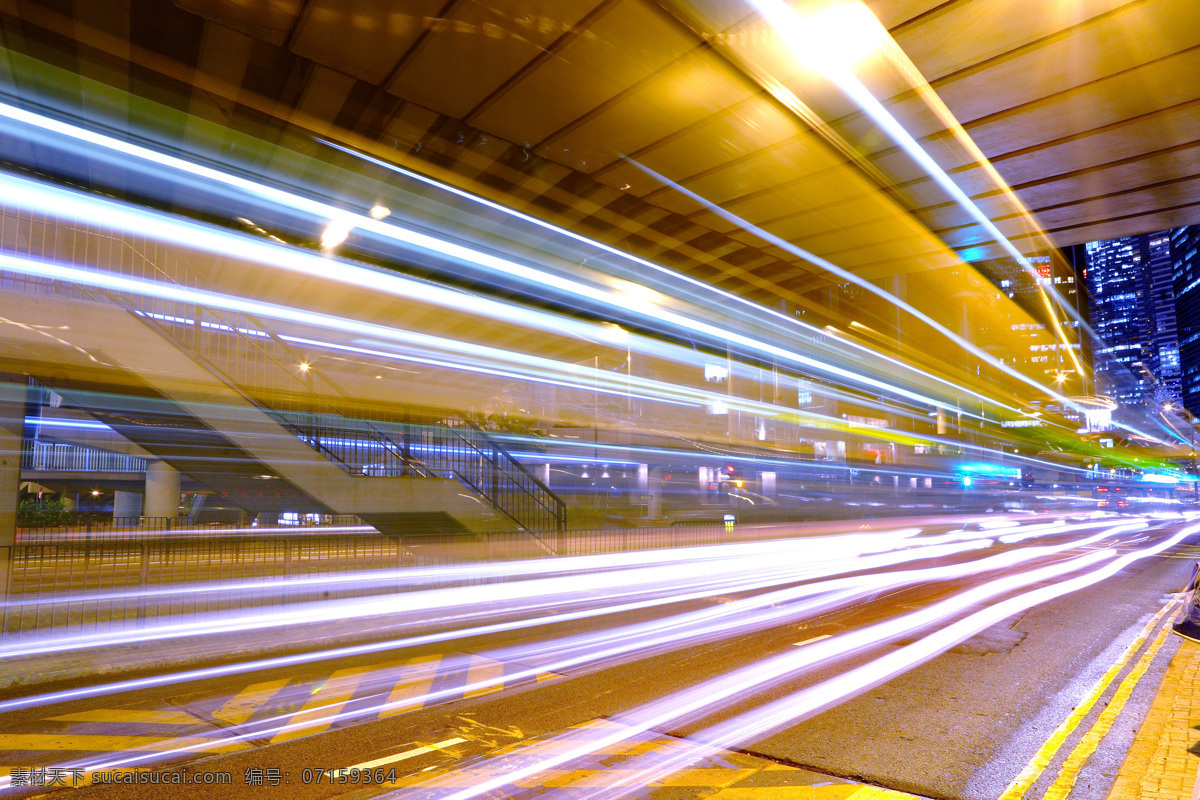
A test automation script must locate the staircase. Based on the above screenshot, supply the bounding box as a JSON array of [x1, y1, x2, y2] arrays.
[[1, 207, 567, 532], [267, 410, 566, 532]]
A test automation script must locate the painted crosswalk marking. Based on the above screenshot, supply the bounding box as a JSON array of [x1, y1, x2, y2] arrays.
[[390, 718, 923, 797], [0, 734, 248, 754], [212, 678, 291, 725], [46, 709, 199, 725], [463, 654, 505, 699], [270, 667, 372, 744], [380, 655, 442, 718], [5, 650, 566, 756]]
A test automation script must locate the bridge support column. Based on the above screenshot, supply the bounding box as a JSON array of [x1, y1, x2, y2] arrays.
[[144, 461, 180, 519], [113, 490, 142, 521], [0, 381, 22, 598]]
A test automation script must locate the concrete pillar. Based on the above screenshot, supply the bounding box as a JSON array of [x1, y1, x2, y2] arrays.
[[144, 461, 180, 518], [644, 466, 663, 519], [0, 381, 23, 598], [631, 464, 660, 518], [759, 471, 777, 497], [113, 490, 143, 521], [537, 463, 551, 487]]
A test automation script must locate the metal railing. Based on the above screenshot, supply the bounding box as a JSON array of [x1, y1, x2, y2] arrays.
[[434, 416, 566, 532], [265, 409, 429, 477], [16, 514, 370, 543], [0, 533, 410, 638], [0, 522, 750, 638], [21, 440, 147, 473]]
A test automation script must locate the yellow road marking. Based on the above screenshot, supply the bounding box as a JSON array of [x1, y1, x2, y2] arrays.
[[1042, 601, 1180, 799], [998, 594, 1183, 800], [536, 671, 562, 681], [0, 734, 248, 753], [349, 737, 467, 771], [47, 709, 199, 725], [270, 667, 371, 744], [706, 791, 860, 799], [379, 655, 442, 718], [211, 678, 291, 725], [463, 655, 505, 699], [539, 768, 760, 788], [846, 787, 924, 799]]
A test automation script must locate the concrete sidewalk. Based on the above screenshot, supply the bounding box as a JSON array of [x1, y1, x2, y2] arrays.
[[1107, 636, 1200, 800]]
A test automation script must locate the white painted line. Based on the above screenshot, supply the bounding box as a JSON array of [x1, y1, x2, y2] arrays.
[[792, 634, 831, 647], [348, 737, 467, 771]]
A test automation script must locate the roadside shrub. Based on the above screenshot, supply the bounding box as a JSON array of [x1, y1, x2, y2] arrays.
[[17, 498, 76, 527]]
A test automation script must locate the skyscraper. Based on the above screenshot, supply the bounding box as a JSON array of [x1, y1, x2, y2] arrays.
[[1146, 232, 1181, 406], [972, 252, 1085, 386], [1172, 225, 1200, 416], [1083, 234, 1168, 410]]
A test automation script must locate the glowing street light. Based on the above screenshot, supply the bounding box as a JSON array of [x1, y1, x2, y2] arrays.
[[320, 218, 354, 250]]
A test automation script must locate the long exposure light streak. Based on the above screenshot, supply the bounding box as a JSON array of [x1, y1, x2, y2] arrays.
[[627, 157, 1087, 417], [0, 102, 1030, 422], [745, 0, 1087, 380], [565, 529, 1197, 800], [401, 525, 1192, 800], [0, 525, 985, 660], [0, 520, 1152, 788], [0, 94, 1030, 421], [0, 245, 1000, 452], [316, 136, 1026, 417], [0, 518, 1106, 616]]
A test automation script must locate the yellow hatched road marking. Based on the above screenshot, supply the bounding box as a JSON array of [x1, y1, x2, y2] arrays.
[[998, 595, 1183, 800], [391, 717, 923, 798], [379, 655, 442, 718], [212, 678, 291, 725], [0, 734, 249, 753], [463, 655, 505, 699], [270, 666, 371, 744], [47, 709, 200, 725]]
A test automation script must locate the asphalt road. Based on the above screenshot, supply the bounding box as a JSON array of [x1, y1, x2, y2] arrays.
[[1, 514, 1195, 800]]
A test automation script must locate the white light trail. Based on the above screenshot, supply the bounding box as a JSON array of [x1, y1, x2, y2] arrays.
[[567, 526, 1197, 800], [0, 101, 1029, 422], [316, 136, 1021, 416], [402, 525, 1191, 800], [0, 520, 1149, 787]]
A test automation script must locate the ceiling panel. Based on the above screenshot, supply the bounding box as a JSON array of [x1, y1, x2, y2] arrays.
[[537, 51, 753, 171], [174, 0, 302, 44], [387, 0, 600, 120], [289, 0, 445, 84], [469, 0, 698, 148]]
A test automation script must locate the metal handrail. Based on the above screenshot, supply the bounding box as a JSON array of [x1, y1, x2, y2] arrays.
[[265, 409, 431, 478], [21, 440, 148, 473], [267, 410, 566, 531], [439, 417, 567, 531]]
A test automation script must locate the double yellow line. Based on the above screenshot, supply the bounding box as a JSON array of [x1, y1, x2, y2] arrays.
[[999, 593, 1185, 800]]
